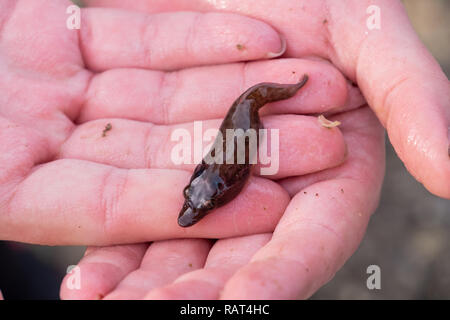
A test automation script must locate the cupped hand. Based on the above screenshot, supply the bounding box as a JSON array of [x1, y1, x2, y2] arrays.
[[58, 0, 386, 299], [0, 0, 294, 244], [58, 0, 449, 300], [87, 0, 450, 197], [1, 1, 365, 300]]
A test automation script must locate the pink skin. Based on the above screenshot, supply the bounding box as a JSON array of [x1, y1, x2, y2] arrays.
[[86, 0, 450, 197], [0, 0, 301, 244], [61, 107, 384, 300], [0, 0, 445, 300], [59, 0, 449, 301], [1, 0, 351, 293]]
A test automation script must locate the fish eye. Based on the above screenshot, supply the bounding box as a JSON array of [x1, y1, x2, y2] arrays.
[[183, 186, 190, 198]]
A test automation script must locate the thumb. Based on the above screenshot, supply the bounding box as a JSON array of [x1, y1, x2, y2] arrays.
[[329, 0, 449, 198]]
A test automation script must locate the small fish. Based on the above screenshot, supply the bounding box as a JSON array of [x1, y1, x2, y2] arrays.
[[178, 75, 309, 227]]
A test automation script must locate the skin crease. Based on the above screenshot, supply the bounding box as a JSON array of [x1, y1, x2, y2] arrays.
[[85, 0, 450, 197], [60, 0, 449, 300], [0, 0, 445, 300], [0, 4, 350, 248], [178, 77, 309, 227], [0, 0, 305, 244]]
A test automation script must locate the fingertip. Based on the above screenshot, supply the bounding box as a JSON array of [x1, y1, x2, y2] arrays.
[[420, 160, 450, 199], [259, 114, 347, 179], [60, 263, 116, 300], [266, 35, 286, 58], [221, 259, 311, 300], [80, 10, 285, 71], [386, 88, 450, 199], [200, 12, 284, 62]]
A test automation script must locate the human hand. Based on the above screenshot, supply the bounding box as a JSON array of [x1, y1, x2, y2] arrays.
[[59, 0, 449, 300], [59, 0, 387, 299], [87, 0, 449, 197], [0, 0, 295, 244], [61, 105, 384, 299]]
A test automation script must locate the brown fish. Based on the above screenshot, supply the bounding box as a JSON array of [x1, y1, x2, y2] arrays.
[[178, 75, 309, 227]]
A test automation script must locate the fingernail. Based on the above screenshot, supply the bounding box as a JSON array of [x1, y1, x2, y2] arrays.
[[266, 35, 286, 58]]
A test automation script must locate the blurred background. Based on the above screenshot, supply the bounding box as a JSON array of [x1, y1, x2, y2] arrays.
[[0, 0, 448, 299]]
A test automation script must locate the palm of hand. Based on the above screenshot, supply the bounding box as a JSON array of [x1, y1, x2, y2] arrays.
[[2, 0, 447, 300], [62, 1, 385, 299]]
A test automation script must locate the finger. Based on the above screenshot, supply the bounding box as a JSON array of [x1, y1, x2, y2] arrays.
[[59, 115, 346, 180], [324, 0, 450, 198], [78, 59, 356, 124], [220, 107, 386, 299], [89, 0, 450, 198], [83, 0, 328, 58], [103, 239, 211, 299], [60, 244, 147, 300], [79, 8, 284, 71], [1, 159, 288, 245], [144, 234, 270, 299]]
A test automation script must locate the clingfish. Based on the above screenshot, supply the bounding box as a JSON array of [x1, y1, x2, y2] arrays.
[[178, 75, 309, 227]]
